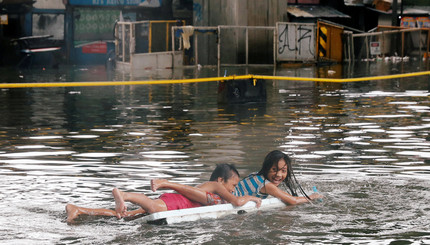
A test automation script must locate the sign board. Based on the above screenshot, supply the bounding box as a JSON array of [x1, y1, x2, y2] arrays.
[[400, 17, 416, 28], [68, 0, 161, 6], [82, 42, 107, 53], [74, 8, 120, 40], [0, 15, 8, 25], [370, 42, 381, 56], [416, 17, 430, 28], [276, 22, 316, 62]]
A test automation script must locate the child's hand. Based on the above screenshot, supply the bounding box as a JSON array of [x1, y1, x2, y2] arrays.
[[310, 186, 323, 202], [253, 197, 262, 208], [309, 193, 324, 200]]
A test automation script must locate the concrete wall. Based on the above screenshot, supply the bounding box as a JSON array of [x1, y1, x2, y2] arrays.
[[277, 22, 316, 62], [193, 0, 287, 65], [31, 0, 65, 39], [33, 0, 65, 9]]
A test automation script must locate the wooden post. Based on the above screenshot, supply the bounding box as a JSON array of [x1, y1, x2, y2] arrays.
[[427, 29, 430, 58], [132, 23, 135, 54], [115, 23, 118, 60], [122, 24, 125, 62], [419, 29, 422, 59], [365, 36, 369, 60], [382, 32, 385, 57], [246, 27, 249, 66], [171, 27, 175, 52], [130, 23, 134, 67], [149, 22, 152, 53], [166, 23, 169, 51], [351, 32, 355, 61], [350, 33, 353, 62], [217, 26, 221, 68], [194, 30, 198, 66], [273, 26, 276, 65], [401, 31, 404, 57]]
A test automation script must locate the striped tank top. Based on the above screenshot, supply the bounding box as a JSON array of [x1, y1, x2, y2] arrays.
[[233, 173, 271, 199]]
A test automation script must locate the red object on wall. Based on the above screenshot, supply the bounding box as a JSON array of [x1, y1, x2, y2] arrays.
[[82, 42, 107, 54]]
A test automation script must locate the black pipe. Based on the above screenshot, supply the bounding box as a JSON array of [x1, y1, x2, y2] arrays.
[[392, 0, 398, 26]]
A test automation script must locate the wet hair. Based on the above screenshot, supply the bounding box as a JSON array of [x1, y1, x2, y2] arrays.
[[257, 150, 309, 199], [209, 163, 240, 182]]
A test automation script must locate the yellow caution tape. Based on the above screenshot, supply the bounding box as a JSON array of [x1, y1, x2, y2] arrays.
[[253, 70, 430, 83], [0, 71, 429, 88]]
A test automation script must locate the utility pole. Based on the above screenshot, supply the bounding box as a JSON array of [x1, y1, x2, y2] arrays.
[[392, 0, 398, 26]]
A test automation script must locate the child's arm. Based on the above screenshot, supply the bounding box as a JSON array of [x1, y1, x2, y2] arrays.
[[262, 182, 323, 205], [204, 182, 262, 208], [152, 179, 261, 207], [152, 179, 210, 205], [225, 194, 262, 208]]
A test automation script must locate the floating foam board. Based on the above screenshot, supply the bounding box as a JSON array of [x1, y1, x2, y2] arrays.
[[142, 198, 286, 225]]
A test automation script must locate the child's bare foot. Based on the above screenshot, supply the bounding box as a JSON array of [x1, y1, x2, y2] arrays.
[[112, 188, 127, 218], [151, 179, 168, 192], [124, 208, 146, 217], [66, 204, 80, 224]]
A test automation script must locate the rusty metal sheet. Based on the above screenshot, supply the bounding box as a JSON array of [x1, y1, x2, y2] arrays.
[[0, 0, 34, 4], [287, 5, 350, 19]]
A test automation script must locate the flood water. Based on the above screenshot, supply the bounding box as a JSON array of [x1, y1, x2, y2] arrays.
[[0, 60, 430, 244]]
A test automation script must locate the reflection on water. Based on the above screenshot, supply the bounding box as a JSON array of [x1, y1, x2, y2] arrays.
[[0, 61, 430, 244]]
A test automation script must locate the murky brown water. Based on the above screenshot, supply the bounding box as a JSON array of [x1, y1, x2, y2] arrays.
[[0, 60, 429, 244]]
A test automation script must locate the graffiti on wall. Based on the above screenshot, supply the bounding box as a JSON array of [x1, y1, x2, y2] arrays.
[[276, 22, 316, 62]]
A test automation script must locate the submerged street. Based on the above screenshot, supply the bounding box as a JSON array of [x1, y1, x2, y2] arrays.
[[0, 60, 429, 244]]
